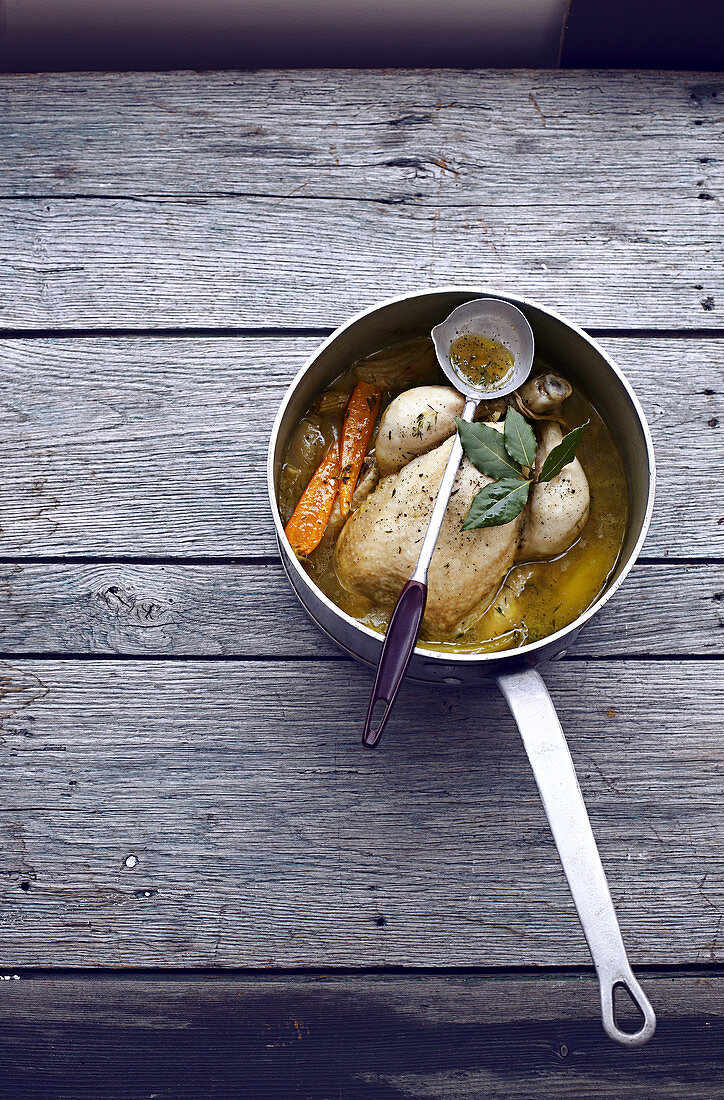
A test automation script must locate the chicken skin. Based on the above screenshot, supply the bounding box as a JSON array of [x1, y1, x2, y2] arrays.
[[335, 434, 523, 636]]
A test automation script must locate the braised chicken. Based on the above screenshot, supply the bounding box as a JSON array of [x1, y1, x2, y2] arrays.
[[278, 333, 627, 654], [335, 378, 590, 637]]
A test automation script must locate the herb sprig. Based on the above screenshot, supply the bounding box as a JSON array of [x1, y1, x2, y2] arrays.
[[455, 407, 589, 530], [411, 405, 439, 440]]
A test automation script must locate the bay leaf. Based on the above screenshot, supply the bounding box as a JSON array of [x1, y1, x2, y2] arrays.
[[461, 477, 531, 530], [538, 421, 590, 483], [503, 406, 537, 467], [456, 418, 523, 480]]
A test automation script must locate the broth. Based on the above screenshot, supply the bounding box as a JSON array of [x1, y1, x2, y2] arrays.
[[278, 334, 628, 654], [449, 333, 514, 390]]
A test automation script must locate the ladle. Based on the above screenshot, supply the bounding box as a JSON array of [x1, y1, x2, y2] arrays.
[[362, 299, 535, 748]]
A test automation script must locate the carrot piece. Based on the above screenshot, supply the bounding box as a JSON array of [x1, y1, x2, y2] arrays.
[[284, 442, 340, 556], [338, 381, 381, 516]]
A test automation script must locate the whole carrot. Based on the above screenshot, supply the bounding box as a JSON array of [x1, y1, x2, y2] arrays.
[[338, 381, 381, 516], [284, 442, 340, 556]]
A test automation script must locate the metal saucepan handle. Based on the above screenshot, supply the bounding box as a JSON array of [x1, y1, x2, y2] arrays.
[[496, 666, 656, 1047]]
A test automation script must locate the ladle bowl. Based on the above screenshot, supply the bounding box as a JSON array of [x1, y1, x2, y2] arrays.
[[432, 296, 535, 399]]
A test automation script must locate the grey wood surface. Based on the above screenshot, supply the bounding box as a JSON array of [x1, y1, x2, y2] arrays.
[[0, 336, 722, 557], [1, 68, 723, 1091], [1, 72, 721, 331], [0, 973, 721, 1099], [0, 658, 721, 967], [2, 195, 720, 331], [0, 563, 721, 657], [4, 70, 721, 201]]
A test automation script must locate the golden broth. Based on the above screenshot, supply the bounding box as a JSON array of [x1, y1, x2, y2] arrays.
[[278, 335, 628, 655], [449, 333, 514, 390]]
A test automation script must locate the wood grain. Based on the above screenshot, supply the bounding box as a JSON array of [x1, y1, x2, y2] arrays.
[[2, 70, 721, 204], [3, 71, 720, 331], [0, 69, 721, 1038], [0, 658, 721, 967], [0, 973, 721, 1099], [0, 335, 721, 558], [0, 562, 721, 657], [2, 193, 719, 330]]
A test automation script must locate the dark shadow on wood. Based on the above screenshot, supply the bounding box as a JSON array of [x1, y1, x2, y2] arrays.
[[0, 974, 721, 1098]]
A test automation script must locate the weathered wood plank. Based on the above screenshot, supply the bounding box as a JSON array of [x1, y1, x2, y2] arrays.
[[2, 194, 719, 330], [0, 335, 721, 557], [2, 70, 721, 207], [3, 72, 720, 330], [0, 659, 721, 967], [0, 973, 721, 1099], [0, 563, 721, 657]]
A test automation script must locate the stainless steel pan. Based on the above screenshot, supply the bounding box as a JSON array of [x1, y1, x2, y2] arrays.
[[267, 287, 657, 1046]]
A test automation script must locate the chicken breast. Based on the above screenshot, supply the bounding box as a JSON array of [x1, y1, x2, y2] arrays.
[[375, 386, 464, 477], [375, 385, 511, 477], [519, 422, 590, 559], [335, 434, 523, 637]]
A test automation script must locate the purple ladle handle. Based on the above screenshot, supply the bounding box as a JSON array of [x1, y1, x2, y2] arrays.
[[362, 579, 427, 748]]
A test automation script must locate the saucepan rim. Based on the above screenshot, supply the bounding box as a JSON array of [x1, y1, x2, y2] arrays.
[[267, 286, 656, 664]]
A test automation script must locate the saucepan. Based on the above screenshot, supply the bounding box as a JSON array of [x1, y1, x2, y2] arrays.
[[267, 287, 657, 1046]]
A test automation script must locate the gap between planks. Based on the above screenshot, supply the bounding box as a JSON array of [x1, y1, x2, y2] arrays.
[[1, 327, 724, 340], [4, 963, 724, 980]]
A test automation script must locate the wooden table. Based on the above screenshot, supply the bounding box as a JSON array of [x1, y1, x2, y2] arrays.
[[0, 69, 722, 1096]]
